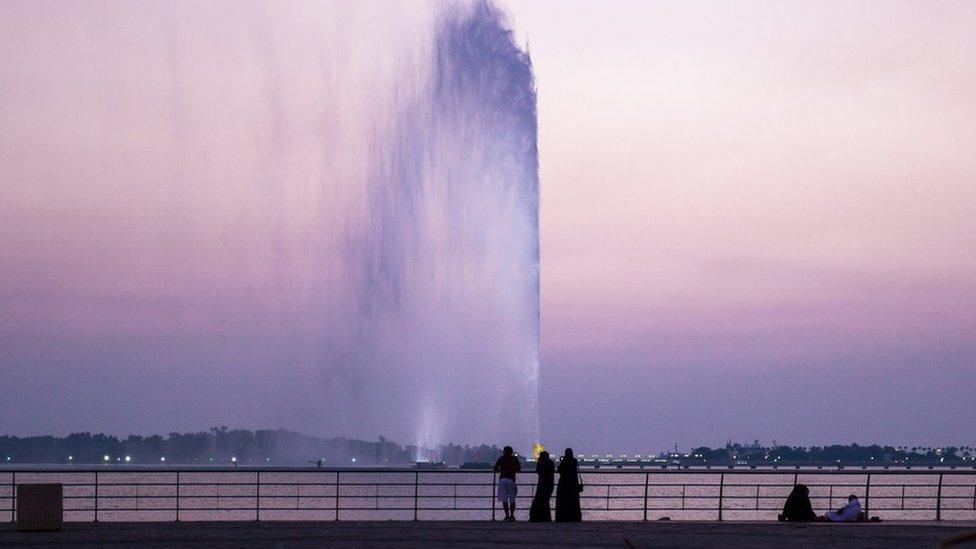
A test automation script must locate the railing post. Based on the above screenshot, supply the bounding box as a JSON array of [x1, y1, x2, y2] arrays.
[[334, 471, 340, 521], [413, 471, 419, 521], [642, 472, 649, 522], [491, 473, 497, 521], [175, 472, 180, 522], [10, 471, 15, 523], [936, 473, 943, 521], [718, 473, 724, 522], [754, 485, 759, 510], [94, 471, 99, 523], [864, 473, 871, 517], [255, 472, 260, 522]]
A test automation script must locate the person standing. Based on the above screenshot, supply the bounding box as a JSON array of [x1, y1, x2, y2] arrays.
[[494, 446, 522, 521], [529, 451, 554, 522], [555, 448, 582, 522]]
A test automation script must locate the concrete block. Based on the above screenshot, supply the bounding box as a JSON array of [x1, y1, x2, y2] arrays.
[[16, 483, 63, 532]]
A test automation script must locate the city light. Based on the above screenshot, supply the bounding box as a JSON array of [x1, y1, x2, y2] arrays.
[[125, 455, 131, 463], [103, 455, 110, 462], [231, 457, 237, 463], [160, 457, 166, 463], [68, 456, 73, 461], [351, 457, 357, 463]]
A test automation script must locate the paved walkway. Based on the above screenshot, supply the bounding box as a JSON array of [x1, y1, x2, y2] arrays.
[[2, 521, 976, 548]]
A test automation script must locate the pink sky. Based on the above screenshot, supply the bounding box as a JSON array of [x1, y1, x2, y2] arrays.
[[506, 0, 976, 450], [1, 1, 974, 452]]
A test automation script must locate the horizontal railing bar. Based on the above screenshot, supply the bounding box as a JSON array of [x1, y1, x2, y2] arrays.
[[60, 506, 952, 512], [4, 466, 974, 475], [31, 481, 968, 487]]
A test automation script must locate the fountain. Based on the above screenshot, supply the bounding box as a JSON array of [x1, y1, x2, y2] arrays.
[[350, 2, 541, 452], [0, 0, 539, 452]]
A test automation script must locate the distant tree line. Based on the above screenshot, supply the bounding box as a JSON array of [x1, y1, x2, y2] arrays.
[[676, 441, 975, 466], [3, 431, 972, 467], [0, 427, 503, 466]]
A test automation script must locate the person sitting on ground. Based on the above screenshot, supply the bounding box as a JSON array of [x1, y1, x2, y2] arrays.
[[494, 446, 521, 521], [778, 483, 817, 522], [824, 494, 861, 522]]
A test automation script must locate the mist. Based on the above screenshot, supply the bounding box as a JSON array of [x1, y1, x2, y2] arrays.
[[0, 1, 539, 451]]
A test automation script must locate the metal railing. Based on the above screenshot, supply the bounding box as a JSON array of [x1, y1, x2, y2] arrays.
[[3, 467, 975, 522]]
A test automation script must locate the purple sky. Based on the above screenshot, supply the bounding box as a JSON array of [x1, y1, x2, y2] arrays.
[[2, 1, 975, 453], [508, 0, 976, 451]]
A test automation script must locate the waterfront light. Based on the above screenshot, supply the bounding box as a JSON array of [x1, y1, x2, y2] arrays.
[[351, 457, 357, 463], [68, 456, 73, 461], [160, 456, 166, 463], [125, 455, 131, 463], [103, 455, 110, 462], [231, 456, 237, 463]]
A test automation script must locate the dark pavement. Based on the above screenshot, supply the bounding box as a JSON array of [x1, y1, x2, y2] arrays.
[[3, 520, 976, 548]]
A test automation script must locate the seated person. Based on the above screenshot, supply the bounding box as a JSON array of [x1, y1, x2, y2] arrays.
[[778, 484, 817, 522], [824, 495, 861, 522]]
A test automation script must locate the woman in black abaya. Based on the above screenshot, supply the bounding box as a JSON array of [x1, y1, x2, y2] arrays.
[[529, 451, 554, 522], [778, 483, 817, 522], [555, 448, 582, 522]]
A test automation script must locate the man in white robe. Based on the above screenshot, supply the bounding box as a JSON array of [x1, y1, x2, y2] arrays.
[[825, 495, 862, 522]]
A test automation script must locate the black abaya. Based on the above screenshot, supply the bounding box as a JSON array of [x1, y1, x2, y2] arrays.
[[555, 457, 582, 522], [779, 484, 817, 522], [529, 457, 554, 522]]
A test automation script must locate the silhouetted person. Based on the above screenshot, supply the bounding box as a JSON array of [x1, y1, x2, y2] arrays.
[[529, 451, 554, 522], [555, 448, 582, 522], [778, 484, 816, 522], [494, 446, 521, 521], [824, 494, 861, 522]]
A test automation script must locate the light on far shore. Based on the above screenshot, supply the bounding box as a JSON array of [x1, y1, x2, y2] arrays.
[[160, 456, 166, 463], [125, 455, 131, 463], [103, 455, 110, 462]]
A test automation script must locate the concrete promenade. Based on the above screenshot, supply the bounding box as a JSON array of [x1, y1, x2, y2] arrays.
[[3, 521, 976, 548]]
